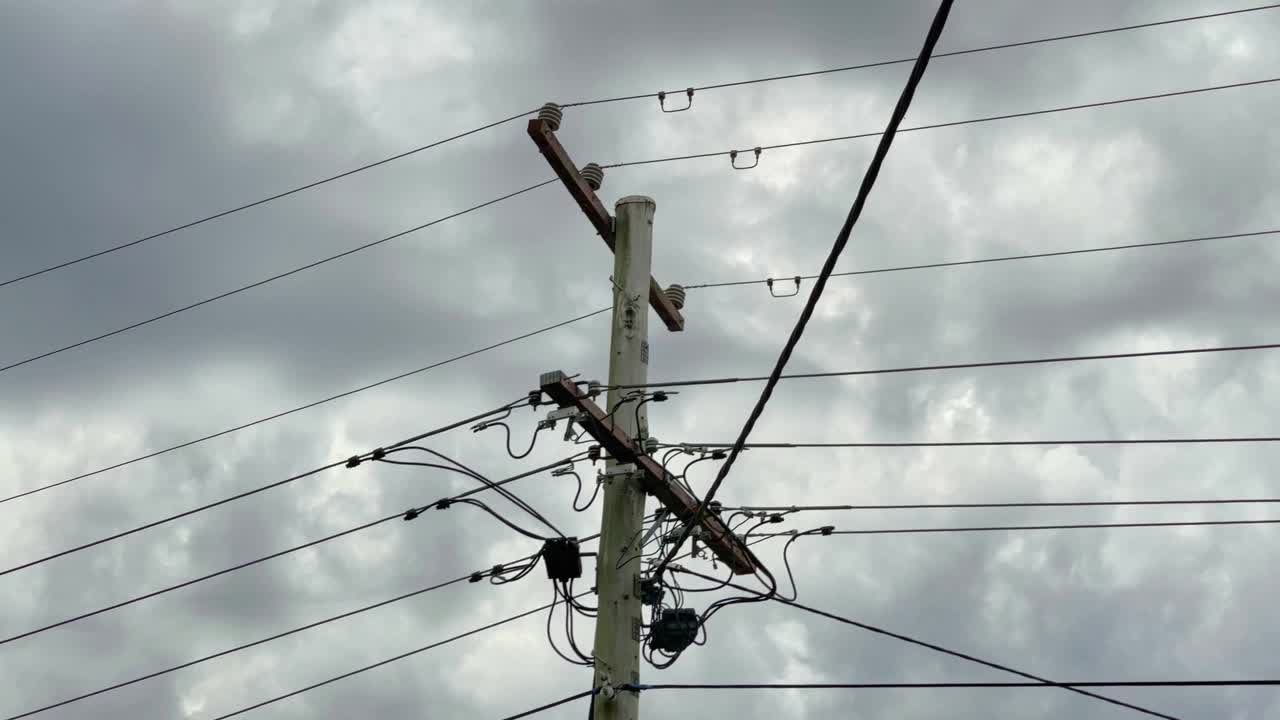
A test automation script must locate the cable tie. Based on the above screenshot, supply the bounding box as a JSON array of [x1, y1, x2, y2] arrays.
[[768, 513, 785, 524], [345, 455, 362, 468], [468, 571, 484, 583], [403, 508, 421, 521], [653, 390, 669, 402], [491, 564, 505, 575], [371, 447, 386, 460], [819, 525, 834, 536], [710, 449, 727, 460], [435, 498, 453, 510]]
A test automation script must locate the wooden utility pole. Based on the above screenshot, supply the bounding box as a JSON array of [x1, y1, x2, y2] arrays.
[[528, 104, 755, 720]]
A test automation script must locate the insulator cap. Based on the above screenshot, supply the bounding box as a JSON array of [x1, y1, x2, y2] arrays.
[[580, 162, 604, 191], [537, 102, 563, 131], [665, 284, 686, 310]]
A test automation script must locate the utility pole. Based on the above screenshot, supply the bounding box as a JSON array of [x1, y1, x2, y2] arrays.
[[528, 104, 756, 720]]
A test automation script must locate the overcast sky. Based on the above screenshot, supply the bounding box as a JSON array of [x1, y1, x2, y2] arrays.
[[2, 1, 1279, 719]]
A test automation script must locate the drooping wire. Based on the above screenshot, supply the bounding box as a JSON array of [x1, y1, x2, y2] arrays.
[[752, 518, 1280, 536], [625, 680, 1280, 691], [687, 437, 1280, 448], [721, 497, 1280, 512], [653, 0, 955, 582]]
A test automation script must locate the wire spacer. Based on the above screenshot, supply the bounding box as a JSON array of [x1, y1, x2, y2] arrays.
[[767, 276, 802, 297], [730, 147, 762, 170], [658, 87, 694, 113]]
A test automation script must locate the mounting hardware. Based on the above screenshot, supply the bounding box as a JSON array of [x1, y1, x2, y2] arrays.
[[820, 525, 835, 536], [588, 444, 602, 463], [664, 284, 686, 310], [527, 390, 542, 407], [537, 102, 563, 131], [639, 578, 664, 606], [708, 500, 723, 516], [650, 608, 699, 652], [652, 390, 669, 402], [767, 276, 802, 298], [658, 87, 695, 112], [580, 162, 604, 191], [710, 449, 727, 460], [435, 499, 452, 510], [586, 380, 604, 398], [644, 436, 660, 455], [730, 146, 762, 170], [468, 571, 483, 583], [543, 537, 584, 580], [345, 455, 362, 468], [402, 508, 421, 521]]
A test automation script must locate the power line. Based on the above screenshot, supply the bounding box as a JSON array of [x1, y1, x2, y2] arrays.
[[618, 341, 1280, 390], [0, 109, 539, 291], [0, 307, 608, 505], [655, 0, 939, 580], [568, 3, 1280, 106], [682, 228, 1280, 289], [671, 567, 1180, 720], [724, 497, 1280, 512], [0, 455, 577, 647], [754, 518, 1280, 537], [0, 401, 522, 575], [6, 5, 1268, 294], [691, 438, 1280, 448], [629, 680, 1280, 690], [498, 690, 598, 720], [0, 179, 556, 377], [602, 77, 1280, 169]]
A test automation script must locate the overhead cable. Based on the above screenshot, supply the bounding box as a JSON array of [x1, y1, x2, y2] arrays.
[[653, 0, 954, 580], [689, 437, 1280, 448], [754, 518, 1280, 537], [627, 680, 1280, 691], [0, 306, 608, 505], [724, 496, 1280, 512]]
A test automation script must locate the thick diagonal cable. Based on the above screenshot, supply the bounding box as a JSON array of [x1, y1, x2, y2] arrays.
[[0, 179, 556, 376], [616, 340, 1280, 390], [671, 567, 1180, 720], [602, 77, 1280, 169], [0, 306, 609, 505], [684, 229, 1280, 290], [0, 400, 524, 576], [3, 533, 601, 720], [0, 455, 577, 647], [0, 109, 539, 290], [654, 0, 954, 580]]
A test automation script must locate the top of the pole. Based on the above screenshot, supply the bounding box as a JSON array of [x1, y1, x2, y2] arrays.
[[616, 195, 655, 208]]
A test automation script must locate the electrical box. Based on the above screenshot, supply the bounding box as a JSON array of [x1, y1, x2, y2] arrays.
[[542, 537, 583, 581], [649, 608, 699, 652], [639, 578, 664, 606]]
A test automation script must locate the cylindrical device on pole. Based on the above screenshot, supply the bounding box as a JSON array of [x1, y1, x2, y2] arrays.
[[592, 195, 656, 720]]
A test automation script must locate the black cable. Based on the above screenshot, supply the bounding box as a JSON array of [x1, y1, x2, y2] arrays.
[[0, 402, 523, 576], [566, 4, 1280, 107], [498, 690, 597, 720], [0, 179, 557, 377], [755, 518, 1280, 536], [602, 77, 1280, 169], [654, 0, 954, 581], [450, 498, 550, 541], [723, 497, 1280, 512], [692, 437, 1280, 448], [684, 229, 1280, 290], [0, 110, 540, 291], [629, 680, 1280, 690], [6, 3, 1271, 293], [618, 340, 1280, 390], [671, 567, 1181, 720], [565, 469, 602, 512], [0, 455, 578, 646], [2, 308, 608, 506]]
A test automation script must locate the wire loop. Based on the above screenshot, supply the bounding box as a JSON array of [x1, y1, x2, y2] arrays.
[[766, 276, 801, 297], [658, 88, 695, 112], [729, 147, 762, 170]]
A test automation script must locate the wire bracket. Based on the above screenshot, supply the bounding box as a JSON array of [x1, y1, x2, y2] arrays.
[[730, 147, 762, 170], [658, 87, 694, 112], [767, 276, 802, 297]]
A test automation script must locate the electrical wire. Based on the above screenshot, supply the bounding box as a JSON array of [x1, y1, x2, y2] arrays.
[[0, 400, 524, 575], [753, 518, 1280, 536], [498, 690, 597, 720], [627, 680, 1280, 690], [653, 0, 954, 581], [0, 179, 557, 377], [689, 437, 1280, 448], [722, 497, 1280, 512], [617, 341, 1280, 390], [566, 3, 1280, 107], [602, 77, 1280, 169], [683, 229, 1280, 290], [7, 4, 1271, 292], [0, 110, 541, 291], [670, 567, 1181, 720], [0, 455, 579, 647], [0, 306, 609, 505]]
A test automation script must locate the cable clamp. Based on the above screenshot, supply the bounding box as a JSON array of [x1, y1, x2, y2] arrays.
[[730, 146, 762, 169], [767, 276, 801, 297], [402, 508, 421, 521], [468, 571, 484, 583], [820, 525, 835, 536], [435, 498, 453, 510], [657, 87, 694, 112], [345, 455, 362, 468]]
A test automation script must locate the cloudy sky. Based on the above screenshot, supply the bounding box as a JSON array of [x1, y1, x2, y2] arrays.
[[2, 1, 1279, 718]]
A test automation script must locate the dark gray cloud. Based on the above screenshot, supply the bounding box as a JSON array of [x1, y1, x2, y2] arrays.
[[2, 1, 1278, 719]]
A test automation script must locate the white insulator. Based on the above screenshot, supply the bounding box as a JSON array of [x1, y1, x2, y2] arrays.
[[537, 102, 563, 131], [580, 162, 604, 191], [665, 284, 686, 310]]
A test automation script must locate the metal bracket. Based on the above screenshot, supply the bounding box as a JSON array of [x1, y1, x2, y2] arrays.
[[767, 276, 802, 297], [730, 147, 762, 170], [658, 87, 694, 112]]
